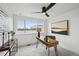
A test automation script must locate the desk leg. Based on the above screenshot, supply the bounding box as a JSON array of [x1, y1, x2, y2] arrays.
[[54, 45, 58, 56], [36, 40, 39, 48]]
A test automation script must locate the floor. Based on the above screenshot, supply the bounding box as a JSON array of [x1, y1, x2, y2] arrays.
[[15, 43, 79, 56]]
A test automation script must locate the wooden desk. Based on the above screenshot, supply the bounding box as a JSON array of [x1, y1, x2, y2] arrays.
[[36, 37, 59, 56]]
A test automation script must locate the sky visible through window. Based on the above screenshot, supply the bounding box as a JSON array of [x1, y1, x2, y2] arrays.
[[17, 19, 24, 29], [17, 19, 38, 31], [25, 19, 37, 28]]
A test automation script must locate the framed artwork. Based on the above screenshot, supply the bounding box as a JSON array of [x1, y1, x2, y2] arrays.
[[51, 20, 69, 35]]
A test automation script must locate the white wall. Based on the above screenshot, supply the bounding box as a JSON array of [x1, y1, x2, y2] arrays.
[[47, 8, 79, 55], [14, 34, 37, 47]]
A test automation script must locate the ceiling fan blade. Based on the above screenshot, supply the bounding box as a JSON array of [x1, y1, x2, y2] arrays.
[[45, 3, 56, 12], [32, 12, 42, 14], [45, 13, 49, 17]]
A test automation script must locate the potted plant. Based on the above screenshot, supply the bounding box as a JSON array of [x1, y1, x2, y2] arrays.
[[10, 31, 15, 39]]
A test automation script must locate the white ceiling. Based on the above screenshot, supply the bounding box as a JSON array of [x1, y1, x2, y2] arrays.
[[0, 3, 79, 19]]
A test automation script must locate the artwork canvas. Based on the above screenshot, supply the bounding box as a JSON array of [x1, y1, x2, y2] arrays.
[[51, 20, 69, 35]]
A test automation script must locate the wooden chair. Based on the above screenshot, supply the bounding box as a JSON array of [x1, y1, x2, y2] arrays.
[[0, 32, 18, 56], [36, 36, 59, 56], [0, 42, 11, 56], [44, 36, 59, 56]]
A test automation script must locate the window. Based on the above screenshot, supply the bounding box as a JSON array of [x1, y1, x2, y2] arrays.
[[17, 19, 38, 32], [15, 17, 44, 34]]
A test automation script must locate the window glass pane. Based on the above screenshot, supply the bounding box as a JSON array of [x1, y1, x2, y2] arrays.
[[16, 18, 44, 34], [25, 19, 37, 31], [17, 19, 24, 31]]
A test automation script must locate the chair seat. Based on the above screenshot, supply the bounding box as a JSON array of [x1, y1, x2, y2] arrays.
[[0, 44, 10, 52], [46, 41, 58, 48]]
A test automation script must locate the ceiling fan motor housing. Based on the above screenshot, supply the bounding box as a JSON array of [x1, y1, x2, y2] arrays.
[[42, 7, 46, 12]]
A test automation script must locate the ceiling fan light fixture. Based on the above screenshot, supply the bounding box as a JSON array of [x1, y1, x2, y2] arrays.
[[43, 12, 45, 15]]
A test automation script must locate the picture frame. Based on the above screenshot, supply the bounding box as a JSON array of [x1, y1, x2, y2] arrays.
[[51, 20, 69, 35]]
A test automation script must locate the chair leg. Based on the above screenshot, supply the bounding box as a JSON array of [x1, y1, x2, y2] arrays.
[[47, 48, 50, 56], [4, 51, 9, 56], [46, 47, 47, 50], [54, 45, 58, 56]]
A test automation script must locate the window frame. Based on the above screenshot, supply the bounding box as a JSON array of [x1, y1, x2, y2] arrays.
[[13, 15, 45, 35]]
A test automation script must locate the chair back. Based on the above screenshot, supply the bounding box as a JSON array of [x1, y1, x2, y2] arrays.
[[44, 36, 56, 43]]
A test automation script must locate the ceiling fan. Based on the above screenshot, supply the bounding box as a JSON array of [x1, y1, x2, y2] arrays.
[[32, 3, 56, 17]]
